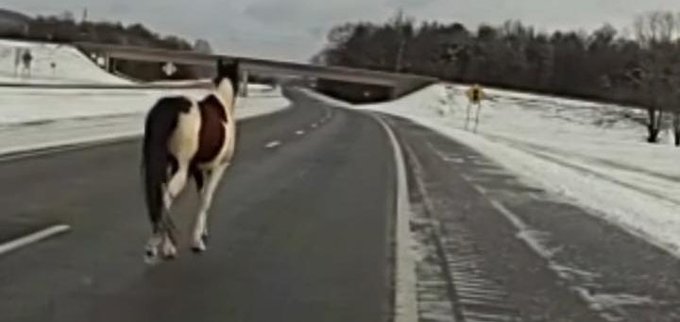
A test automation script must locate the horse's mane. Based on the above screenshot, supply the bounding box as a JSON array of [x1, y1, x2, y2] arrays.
[[213, 59, 240, 95]]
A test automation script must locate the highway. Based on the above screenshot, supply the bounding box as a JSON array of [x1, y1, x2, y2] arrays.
[[0, 90, 395, 322], [1, 90, 680, 322]]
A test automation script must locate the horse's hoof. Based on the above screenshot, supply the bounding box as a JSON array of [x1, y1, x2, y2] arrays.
[[144, 250, 160, 265], [160, 241, 177, 259], [191, 240, 207, 254], [191, 247, 204, 254]]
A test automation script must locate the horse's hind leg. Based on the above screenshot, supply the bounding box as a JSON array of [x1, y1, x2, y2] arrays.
[[157, 163, 189, 259], [191, 163, 228, 252], [167, 163, 189, 201]]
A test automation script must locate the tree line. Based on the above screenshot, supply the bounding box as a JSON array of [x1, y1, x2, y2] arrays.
[[0, 10, 213, 80], [315, 11, 680, 146]]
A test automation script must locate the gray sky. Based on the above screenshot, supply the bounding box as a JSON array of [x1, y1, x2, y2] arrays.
[[5, 0, 680, 62]]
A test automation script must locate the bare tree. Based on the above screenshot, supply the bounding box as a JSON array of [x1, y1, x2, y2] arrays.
[[631, 11, 679, 143]]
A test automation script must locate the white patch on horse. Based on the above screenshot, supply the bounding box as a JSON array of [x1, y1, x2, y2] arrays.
[[192, 163, 228, 252]]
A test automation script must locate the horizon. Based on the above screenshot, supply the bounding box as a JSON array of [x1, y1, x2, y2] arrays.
[[4, 1, 680, 62]]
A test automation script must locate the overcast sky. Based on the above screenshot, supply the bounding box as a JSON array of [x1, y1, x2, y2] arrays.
[[5, 0, 680, 62]]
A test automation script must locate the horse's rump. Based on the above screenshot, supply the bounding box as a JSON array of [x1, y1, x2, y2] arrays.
[[142, 96, 193, 229]]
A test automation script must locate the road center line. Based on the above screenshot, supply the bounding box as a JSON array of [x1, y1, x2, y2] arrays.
[[264, 140, 282, 149], [295, 130, 305, 135], [0, 224, 71, 257]]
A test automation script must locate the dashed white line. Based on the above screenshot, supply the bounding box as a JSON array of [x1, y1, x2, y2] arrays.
[[311, 123, 318, 128], [295, 130, 305, 135], [0, 224, 71, 257], [264, 140, 282, 149]]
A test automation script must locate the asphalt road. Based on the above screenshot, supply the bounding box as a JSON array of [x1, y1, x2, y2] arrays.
[[0, 90, 395, 322], [3, 89, 679, 322]]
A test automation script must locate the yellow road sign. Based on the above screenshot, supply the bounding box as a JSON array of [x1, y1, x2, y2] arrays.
[[466, 84, 484, 104]]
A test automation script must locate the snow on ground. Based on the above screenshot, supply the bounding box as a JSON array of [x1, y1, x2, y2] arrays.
[[0, 39, 131, 84], [307, 84, 680, 258], [0, 84, 284, 126], [0, 85, 290, 155]]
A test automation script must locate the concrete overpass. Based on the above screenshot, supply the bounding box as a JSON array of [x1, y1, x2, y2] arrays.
[[75, 42, 438, 98]]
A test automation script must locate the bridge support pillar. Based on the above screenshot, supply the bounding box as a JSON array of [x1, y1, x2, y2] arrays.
[[240, 70, 249, 97]]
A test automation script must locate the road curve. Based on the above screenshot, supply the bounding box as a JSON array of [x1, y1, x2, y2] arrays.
[[0, 90, 396, 322]]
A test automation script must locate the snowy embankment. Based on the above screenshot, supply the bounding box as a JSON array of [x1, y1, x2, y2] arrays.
[[0, 39, 131, 84], [0, 39, 290, 155], [0, 85, 290, 156], [307, 84, 680, 258]]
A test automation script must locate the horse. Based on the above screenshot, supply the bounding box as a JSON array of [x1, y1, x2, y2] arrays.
[[141, 59, 240, 262]]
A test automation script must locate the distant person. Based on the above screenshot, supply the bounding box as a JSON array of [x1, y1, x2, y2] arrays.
[[21, 49, 33, 77]]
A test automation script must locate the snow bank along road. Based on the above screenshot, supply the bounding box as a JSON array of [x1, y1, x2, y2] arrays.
[[0, 89, 397, 322], [0, 84, 290, 157]]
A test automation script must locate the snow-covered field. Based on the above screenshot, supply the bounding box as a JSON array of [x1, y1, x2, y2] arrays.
[[308, 84, 680, 258], [0, 39, 131, 84], [0, 86, 286, 126]]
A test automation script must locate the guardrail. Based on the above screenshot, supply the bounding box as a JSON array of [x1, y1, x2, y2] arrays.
[[0, 81, 213, 90]]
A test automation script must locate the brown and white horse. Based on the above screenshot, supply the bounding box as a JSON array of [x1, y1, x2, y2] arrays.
[[142, 59, 239, 262]]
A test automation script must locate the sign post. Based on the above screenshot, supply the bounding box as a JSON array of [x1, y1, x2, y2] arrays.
[[465, 84, 485, 133]]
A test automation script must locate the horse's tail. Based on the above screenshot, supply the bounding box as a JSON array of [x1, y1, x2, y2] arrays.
[[142, 96, 192, 231]]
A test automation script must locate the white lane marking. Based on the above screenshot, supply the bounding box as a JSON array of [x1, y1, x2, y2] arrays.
[[295, 130, 305, 135], [0, 224, 71, 256], [265, 141, 281, 149], [311, 123, 318, 128], [369, 113, 418, 322], [461, 174, 557, 259]]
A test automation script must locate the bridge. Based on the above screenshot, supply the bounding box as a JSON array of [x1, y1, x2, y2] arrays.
[[75, 42, 438, 98]]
